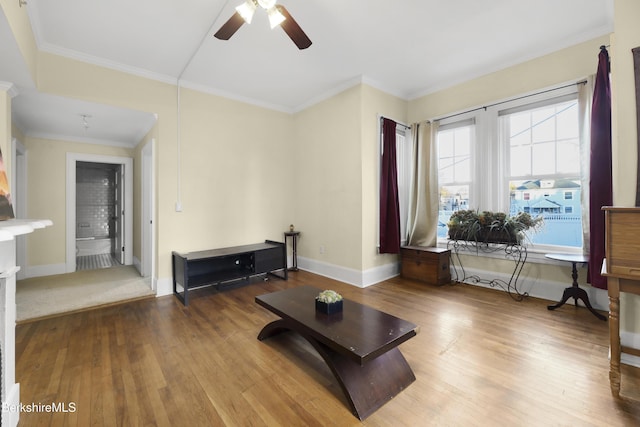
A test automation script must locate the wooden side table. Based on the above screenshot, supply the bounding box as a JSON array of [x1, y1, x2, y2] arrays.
[[284, 231, 300, 271], [602, 207, 640, 396], [602, 262, 640, 396], [545, 253, 606, 321]]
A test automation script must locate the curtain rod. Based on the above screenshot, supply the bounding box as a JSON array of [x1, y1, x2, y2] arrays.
[[379, 115, 411, 130], [431, 79, 588, 123]]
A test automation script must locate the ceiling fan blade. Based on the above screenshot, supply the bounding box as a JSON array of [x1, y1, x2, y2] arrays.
[[276, 5, 312, 50], [214, 12, 245, 40]]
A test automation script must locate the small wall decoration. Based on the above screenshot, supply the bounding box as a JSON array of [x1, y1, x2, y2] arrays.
[[0, 147, 15, 220]]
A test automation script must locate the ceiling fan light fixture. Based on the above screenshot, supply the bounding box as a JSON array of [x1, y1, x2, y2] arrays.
[[267, 7, 286, 29], [235, 0, 257, 24]]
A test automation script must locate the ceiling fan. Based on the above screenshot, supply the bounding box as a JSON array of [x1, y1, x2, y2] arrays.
[[214, 0, 312, 50]]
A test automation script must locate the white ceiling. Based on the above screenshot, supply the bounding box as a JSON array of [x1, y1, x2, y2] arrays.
[[1, 0, 614, 147]]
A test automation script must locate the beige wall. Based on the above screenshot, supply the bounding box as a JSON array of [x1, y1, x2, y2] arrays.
[[293, 86, 364, 270], [408, 35, 610, 122], [26, 53, 295, 280], [292, 84, 409, 275], [611, 0, 640, 333], [22, 137, 133, 266], [360, 85, 408, 271], [612, 0, 640, 207], [171, 87, 294, 252]]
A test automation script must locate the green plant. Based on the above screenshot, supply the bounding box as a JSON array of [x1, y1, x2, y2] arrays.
[[447, 209, 543, 243], [316, 289, 343, 304]]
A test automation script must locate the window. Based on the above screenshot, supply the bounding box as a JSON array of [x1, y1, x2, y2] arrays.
[[395, 127, 413, 245], [435, 86, 584, 250], [437, 120, 474, 239], [379, 122, 414, 246], [503, 96, 582, 247]]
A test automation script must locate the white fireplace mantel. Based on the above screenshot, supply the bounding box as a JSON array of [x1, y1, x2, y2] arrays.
[[0, 219, 52, 427], [0, 219, 53, 242]]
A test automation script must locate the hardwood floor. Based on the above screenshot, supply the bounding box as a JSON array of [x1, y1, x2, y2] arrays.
[[15, 271, 640, 426]]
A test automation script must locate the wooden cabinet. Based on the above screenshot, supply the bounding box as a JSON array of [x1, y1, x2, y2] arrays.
[[400, 246, 451, 285], [604, 207, 640, 278], [172, 240, 287, 306], [602, 207, 640, 397]]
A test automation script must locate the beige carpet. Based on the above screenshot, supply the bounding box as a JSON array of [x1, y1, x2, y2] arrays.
[[16, 265, 155, 322]]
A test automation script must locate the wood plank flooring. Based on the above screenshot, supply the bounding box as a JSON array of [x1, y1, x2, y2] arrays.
[[15, 271, 640, 426]]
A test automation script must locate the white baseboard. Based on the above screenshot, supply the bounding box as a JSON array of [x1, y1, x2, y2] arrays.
[[22, 263, 66, 279], [132, 256, 142, 274], [297, 256, 399, 288], [155, 277, 173, 297]]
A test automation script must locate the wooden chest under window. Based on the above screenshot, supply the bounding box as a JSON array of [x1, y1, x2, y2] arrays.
[[400, 246, 451, 285]]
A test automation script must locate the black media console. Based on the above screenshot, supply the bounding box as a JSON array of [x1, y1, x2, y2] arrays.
[[172, 240, 287, 306]]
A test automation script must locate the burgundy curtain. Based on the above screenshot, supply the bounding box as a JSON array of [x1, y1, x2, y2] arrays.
[[380, 118, 401, 254], [588, 46, 612, 289]]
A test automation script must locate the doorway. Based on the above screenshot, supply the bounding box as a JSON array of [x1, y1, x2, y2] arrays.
[[66, 153, 133, 273], [141, 139, 155, 282], [75, 161, 122, 270]]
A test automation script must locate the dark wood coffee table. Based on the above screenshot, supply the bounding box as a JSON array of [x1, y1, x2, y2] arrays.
[[255, 285, 419, 420]]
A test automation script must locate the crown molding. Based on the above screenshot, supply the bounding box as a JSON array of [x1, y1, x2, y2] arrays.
[[25, 130, 135, 149], [0, 82, 19, 98], [39, 42, 177, 86]]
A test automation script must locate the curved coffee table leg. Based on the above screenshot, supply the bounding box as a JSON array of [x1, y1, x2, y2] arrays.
[[258, 319, 416, 420]]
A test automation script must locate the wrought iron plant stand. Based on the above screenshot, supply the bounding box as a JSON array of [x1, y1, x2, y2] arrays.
[[447, 238, 529, 301]]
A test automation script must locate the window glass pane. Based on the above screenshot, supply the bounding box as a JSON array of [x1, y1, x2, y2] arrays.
[[455, 157, 471, 182], [438, 184, 469, 238], [510, 145, 531, 176], [510, 114, 531, 146], [437, 123, 473, 240], [556, 139, 580, 174], [509, 179, 582, 247], [438, 132, 454, 156], [531, 107, 556, 142], [557, 103, 579, 139], [454, 127, 471, 149], [439, 157, 454, 183], [532, 142, 555, 175], [505, 97, 582, 248]]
